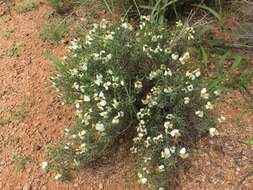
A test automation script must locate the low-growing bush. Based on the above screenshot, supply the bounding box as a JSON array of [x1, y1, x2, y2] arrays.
[[45, 17, 224, 189]]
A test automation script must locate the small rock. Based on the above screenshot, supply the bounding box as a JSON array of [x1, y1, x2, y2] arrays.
[[73, 183, 79, 187], [98, 183, 103, 189], [23, 183, 31, 190]]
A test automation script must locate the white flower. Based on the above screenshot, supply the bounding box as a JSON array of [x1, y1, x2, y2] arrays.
[[105, 54, 112, 62], [70, 68, 78, 76], [179, 52, 190, 64], [166, 114, 174, 120], [55, 173, 62, 180], [149, 70, 160, 80], [72, 134, 77, 139], [158, 165, 165, 172], [209, 128, 219, 137], [187, 85, 194, 92], [104, 34, 114, 41], [84, 95, 91, 102], [164, 87, 173, 93], [170, 146, 176, 153], [195, 70, 201, 77], [69, 39, 79, 50], [103, 81, 111, 90], [195, 110, 204, 118], [164, 68, 172, 76], [121, 22, 133, 30], [179, 148, 189, 159], [170, 129, 181, 138], [140, 15, 151, 21], [95, 74, 103, 86], [100, 100, 107, 107], [218, 115, 226, 123], [107, 70, 113, 75], [186, 71, 195, 80], [176, 20, 183, 27], [200, 88, 209, 99], [41, 162, 48, 170], [79, 62, 87, 71], [201, 88, 207, 94], [171, 53, 179, 60], [79, 143, 87, 154], [134, 81, 143, 89], [64, 145, 70, 150], [112, 99, 119, 108], [99, 111, 108, 118], [78, 130, 86, 139], [214, 90, 221, 96], [75, 103, 80, 109], [151, 36, 158, 42], [161, 148, 171, 159], [205, 101, 214, 110], [99, 92, 105, 99], [112, 117, 120, 124], [140, 177, 147, 184], [120, 80, 125, 86], [64, 128, 70, 134], [184, 97, 190, 104], [95, 122, 105, 132], [164, 121, 173, 128]]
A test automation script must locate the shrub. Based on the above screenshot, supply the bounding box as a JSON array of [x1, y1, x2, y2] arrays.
[[45, 17, 223, 189]]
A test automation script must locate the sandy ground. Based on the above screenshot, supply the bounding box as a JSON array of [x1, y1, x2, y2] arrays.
[[0, 1, 252, 190]]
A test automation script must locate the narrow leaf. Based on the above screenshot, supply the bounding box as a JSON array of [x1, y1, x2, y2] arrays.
[[47, 53, 65, 70], [194, 4, 222, 21]]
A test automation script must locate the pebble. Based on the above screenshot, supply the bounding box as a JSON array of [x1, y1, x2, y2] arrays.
[[74, 183, 79, 187], [98, 183, 103, 189], [23, 183, 31, 190]]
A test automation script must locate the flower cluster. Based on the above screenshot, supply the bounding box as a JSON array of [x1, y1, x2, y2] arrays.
[[131, 58, 222, 188], [46, 17, 224, 190]]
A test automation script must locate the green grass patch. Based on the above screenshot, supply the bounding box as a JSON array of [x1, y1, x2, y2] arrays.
[[12, 154, 31, 173], [245, 136, 253, 145], [1, 45, 22, 57], [40, 20, 68, 43], [16, 0, 40, 14]]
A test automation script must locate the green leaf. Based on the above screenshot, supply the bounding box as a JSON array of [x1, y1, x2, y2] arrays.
[[46, 52, 65, 70], [198, 24, 213, 37], [245, 137, 253, 145], [194, 4, 222, 21], [231, 55, 242, 69], [207, 39, 224, 47], [217, 51, 230, 77], [200, 46, 208, 69]]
